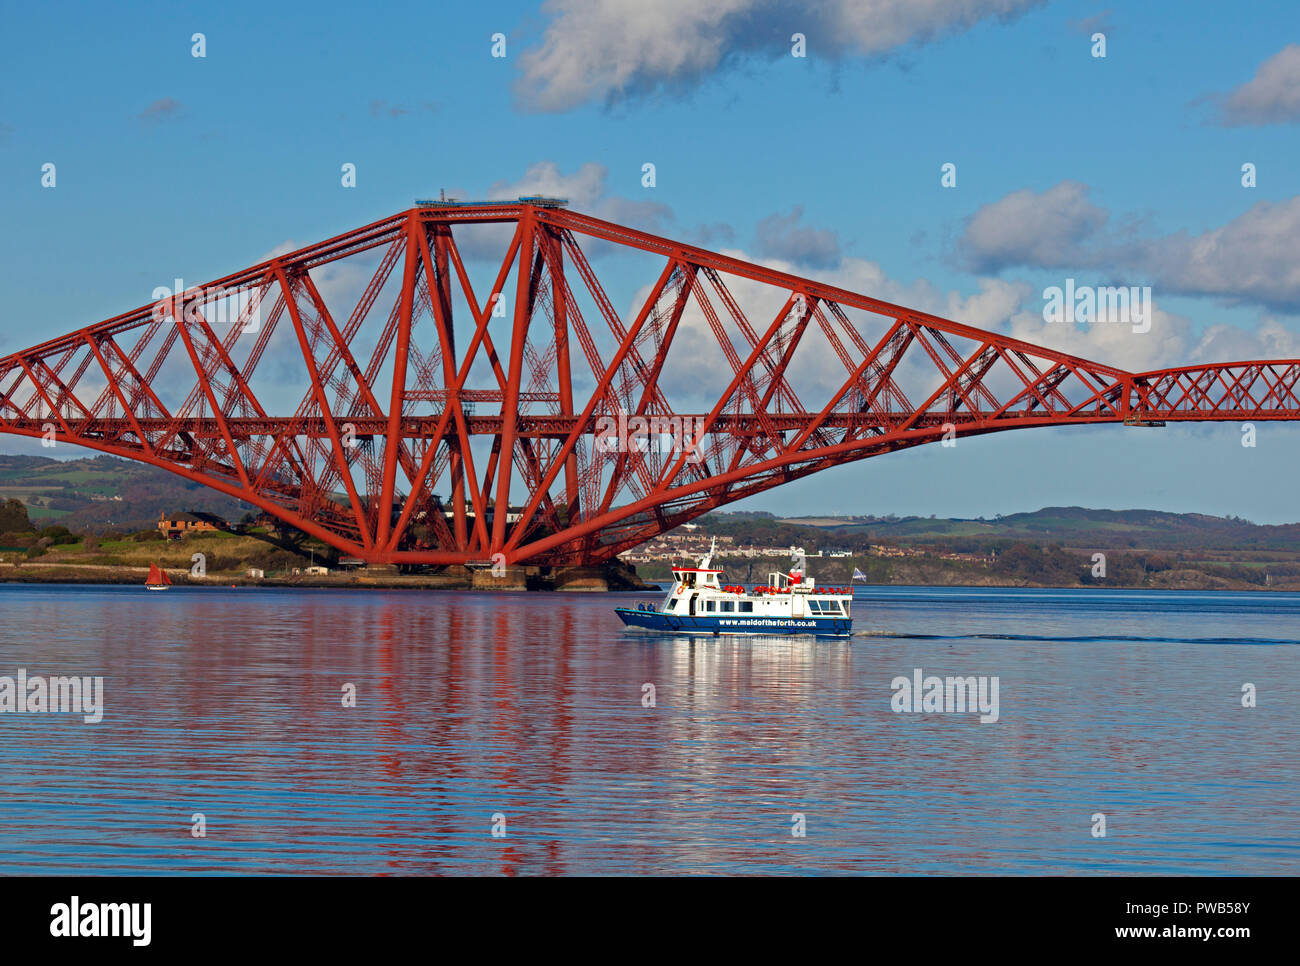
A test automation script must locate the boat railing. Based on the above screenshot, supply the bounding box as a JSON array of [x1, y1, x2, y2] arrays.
[[768, 571, 804, 591]]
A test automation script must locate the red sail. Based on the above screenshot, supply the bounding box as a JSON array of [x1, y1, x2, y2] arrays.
[[146, 563, 169, 586]]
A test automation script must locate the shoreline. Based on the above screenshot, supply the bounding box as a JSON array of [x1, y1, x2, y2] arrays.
[[0, 560, 656, 592], [2, 561, 1297, 593]]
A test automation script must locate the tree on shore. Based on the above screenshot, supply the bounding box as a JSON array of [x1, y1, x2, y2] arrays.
[[0, 498, 31, 533]]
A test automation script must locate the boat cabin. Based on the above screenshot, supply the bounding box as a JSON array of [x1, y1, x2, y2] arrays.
[[618, 540, 852, 636]]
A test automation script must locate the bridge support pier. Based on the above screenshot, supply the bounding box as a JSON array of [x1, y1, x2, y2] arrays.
[[470, 566, 531, 591]]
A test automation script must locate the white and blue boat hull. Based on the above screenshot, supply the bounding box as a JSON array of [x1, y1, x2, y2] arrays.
[[615, 605, 850, 637]]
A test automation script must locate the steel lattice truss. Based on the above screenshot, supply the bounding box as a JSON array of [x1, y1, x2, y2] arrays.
[[2, 202, 1298, 567]]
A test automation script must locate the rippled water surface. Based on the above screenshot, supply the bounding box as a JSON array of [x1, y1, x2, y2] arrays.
[[0, 583, 1295, 874]]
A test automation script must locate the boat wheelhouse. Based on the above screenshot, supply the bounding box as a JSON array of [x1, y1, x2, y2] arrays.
[[615, 540, 851, 637]]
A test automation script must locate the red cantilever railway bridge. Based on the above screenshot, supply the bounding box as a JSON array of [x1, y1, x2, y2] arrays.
[[2, 199, 1298, 568]]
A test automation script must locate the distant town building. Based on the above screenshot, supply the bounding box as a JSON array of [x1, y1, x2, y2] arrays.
[[158, 510, 227, 539], [247, 512, 279, 530]]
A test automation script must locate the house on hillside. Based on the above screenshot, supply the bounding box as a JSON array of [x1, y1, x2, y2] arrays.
[[158, 510, 228, 539]]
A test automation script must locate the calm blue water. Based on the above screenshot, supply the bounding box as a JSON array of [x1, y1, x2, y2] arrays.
[[0, 583, 1295, 875]]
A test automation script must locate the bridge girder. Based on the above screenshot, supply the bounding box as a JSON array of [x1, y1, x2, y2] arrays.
[[2, 203, 1298, 566]]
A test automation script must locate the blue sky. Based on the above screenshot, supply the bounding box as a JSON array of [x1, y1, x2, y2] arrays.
[[3, 0, 1300, 521]]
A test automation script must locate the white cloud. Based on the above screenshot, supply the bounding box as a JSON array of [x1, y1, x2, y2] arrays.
[[1145, 198, 1300, 311], [488, 160, 673, 234], [1187, 316, 1300, 365], [753, 208, 841, 268], [487, 160, 606, 206], [960, 183, 1300, 313], [1216, 44, 1300, 126], [515, 0, 1043, 112], [998, 294, 1300, 374], [438, 161, 675, 261], [1005, 299, 1194, 372], [959, 181, 1109, 273]]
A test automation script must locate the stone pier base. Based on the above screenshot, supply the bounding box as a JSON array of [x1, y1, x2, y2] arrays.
[[470, 565, 530, 591], [358, 564, 401, 581], [550, 566, 610, 592]]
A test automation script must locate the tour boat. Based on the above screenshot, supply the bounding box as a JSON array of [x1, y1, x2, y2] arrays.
[[615, 539, 852, 637], [145, 563, 171, 591]]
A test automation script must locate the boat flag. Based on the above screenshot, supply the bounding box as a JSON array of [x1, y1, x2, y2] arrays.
[[852, 568, 867, 581]]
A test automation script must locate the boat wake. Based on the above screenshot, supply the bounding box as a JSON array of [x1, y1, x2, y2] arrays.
[[855, 631, 1299, 646]]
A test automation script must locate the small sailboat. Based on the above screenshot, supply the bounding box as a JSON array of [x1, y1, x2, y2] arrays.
[[145, 563, 171, 591]]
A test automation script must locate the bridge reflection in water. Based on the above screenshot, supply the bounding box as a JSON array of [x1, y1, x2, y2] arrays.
[[0, 583, 1294, 875]]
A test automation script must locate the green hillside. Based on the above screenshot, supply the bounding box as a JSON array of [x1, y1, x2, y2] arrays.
[[0, 453, 251, 532], [651, 506, 1300, 589], [761, 507, 1300, 552]]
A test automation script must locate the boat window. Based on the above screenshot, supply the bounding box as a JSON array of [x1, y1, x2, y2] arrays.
[[720, 601, 735, 613], [739, 601, 753, 613], [704, 599, 715, 612], [822, 601, 840, 614], [808, 599, 822, 612]]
